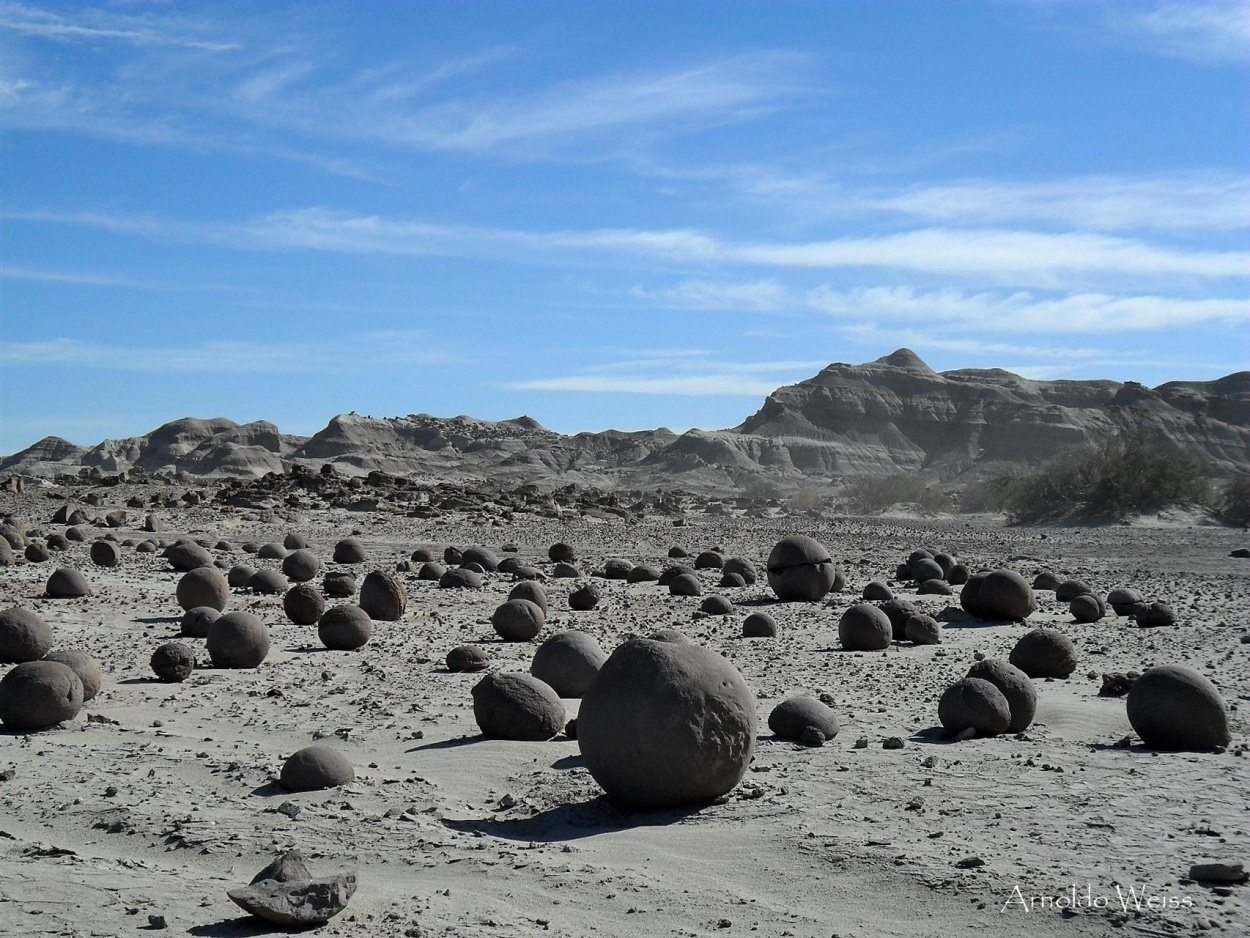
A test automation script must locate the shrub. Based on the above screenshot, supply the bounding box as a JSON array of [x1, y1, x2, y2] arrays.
[[1004, 427, 1212, 523], [844, 473, 952, 513], [1215, 474, 1250, 527]]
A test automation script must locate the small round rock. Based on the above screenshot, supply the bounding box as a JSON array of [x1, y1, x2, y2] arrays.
[[446, 645, 491, 672], [283, 584, 326, 626], [176, 567, 230, 612], [768, 696, 839, 743], [491, 598, 546, 642], [1008, 627, 1077, 679], [150, 642, 196, 683], [966, 658, 1036, 732], [668, 573, 702, 597], [839, 603, 892, 651], [280, 746, 355, 792], [568, 582, 601, 611], [938, 677, 1011, 738], [359, 571, 406, 621], [699, 595, 734, 615], [742, 611, 778, 638], [180, 606, 220, 639], [45, 568, 91, 599]]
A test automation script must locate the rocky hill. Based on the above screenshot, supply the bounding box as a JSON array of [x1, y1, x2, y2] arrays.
[[4, 351, 1246, 489]]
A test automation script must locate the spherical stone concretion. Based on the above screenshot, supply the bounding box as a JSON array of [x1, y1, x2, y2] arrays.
[[721, 557, 757, 585], [45, 567, 91, 599], [877, 598, 920, 640], [417, 562, 446, 582], [43, 648, 103, 701], [1031, 572, 1063, 591], [283, 584, 326, 626], [966, 658, 1036, 732], [282, 549, 323, 583], [180, 605, 220, 638], [910, 558, 944, 582], [1135, 602, 1177, 628], [1070, 594, 1106, 623], [0, 607, 53, 663], [960, 570, 992, 618], [227, 564, 257, 588], [491, 598, 546, 642], [577, 638, 757, 810], [948, 564, 970, 586], [1055, 579, 1094, 602], [280, 745, 355, 792], [0, 660, 84, 730], [332, 537, 367, 564], [461, 547, 500, 572], [668, 573, 702, 597], [90, 540, 121, 568], [439, 567, 482, 589], [248, 569, 289, 595], [530, 630, 607, 698], [257, 542, 288, 560], [359, 571, 405, 621], [838, 603, 893, 651], [471, 671, 565, 741], [918, 578, 953, 596], [548, 542, 576, 563], [694, 551, 724, 570], [322, 571, 357, 598], [938, 677, 1011, 737], [176, 566, 230, 612], [699, 595, 734, 615], [742, 611, 778, 638], [603, 558, 634, 580], [317, 605, 373, 651], [206, 611, 270, 669], [647, 628, 694, 644], [508, 581, 549, 616], [446, 644, 491, 672], [658, 564, 696, 587], [904, 613, 941, 645], [568, 582, 601, 611], [283, 532, 308, 550], [766, 535, 836, 602], [977, 570, 1035, 621], [768, 696, 839, 742], [862, 581, 893, 601], [165, 542, 214, 572], [150, 642, 196, 683], [1126, 664, 1231, 751], [1008, 627, 1078, 679]]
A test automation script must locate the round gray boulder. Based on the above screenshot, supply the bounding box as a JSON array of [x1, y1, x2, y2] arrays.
[[766, 535, 836, 602], [491, 598, 545, 642], [938, 677, 1011, 737], [317, 605, 373, 651], [176, 567, 230, 613], [768, 696, 839, 742], [966, 658, 1036, 732], [0, 607, 53, 663], [0, 660, 83, 730], [1008, 627, 1077, 679], [206, 611, 270, 669], [1126, 664, 1231, 750], [280, 745, 354, 791], [838, 603, 893, 651], [530, 630, 607, 698], [471, 671, 565, 741], [359, 571, 405, 621]]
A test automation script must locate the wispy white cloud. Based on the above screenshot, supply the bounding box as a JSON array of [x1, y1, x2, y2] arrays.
[[509, 355, 823, 397], [630, 278, 791, 313], [0, 331, 461, 372], [1112, 0, 1250, 66], [807, 285, 1248, 332], [0, 1, 239, 51]]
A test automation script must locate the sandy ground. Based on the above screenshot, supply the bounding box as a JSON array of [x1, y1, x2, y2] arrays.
[[0, 488, 1246, 938]]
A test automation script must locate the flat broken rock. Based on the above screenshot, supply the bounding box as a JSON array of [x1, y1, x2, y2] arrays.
[[228, 874, 357, 926]]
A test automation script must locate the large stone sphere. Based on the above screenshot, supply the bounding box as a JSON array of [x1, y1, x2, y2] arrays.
[[742, 611, 778, 638], [257, 542, 288, 560], [1126, 665, 1231, 750], [548, 542, 576, 563], [491, 598, 545, 641], [554, 562, 583, 578], [699, 594, 734, 615], [568, 582, 601, 610], [359, 571, 405, 621], [668, 573, 702, 597], [577, 638, 757, 810], [446, 645, 491, 672], [439, 567, 482, 589], [977, 570, 1035, 620], [282, 549, 323, 583], [332, 537, 367, 564], [165, 542, 214, 571], [227, 564, 257, 588], [530, 630, 607, 698], [283, 584, 326, 626], [838, 603, 892, 651], [1070, 594, 1106, 623], [766, 535, 836, 602], [959, 570, 991, 618], [176, 567, 230, 612], [862, 581, 893, 601], [150, 642, 196, 682], [471, 671, 565, 741], [180, 605, 220, 638], [317, 605, 373, 651], [283, 532, 309, 550], [622, 563, 658, 583], [694, 550, 724, 570], [1055, 579, 1094, 602], [322, 571, 357, 598], [0, 660, 84, 730], [658, 564, 696, 586], [461, 547, 500, 572], [768, 696, 839, 742], [206, 611, 270, 669], [280, 745, 355, 791], [938, 677, 1011, 737], [966, 658, 1036, 732], [44, 649, 103, 701], [904, 613, 941, 645], [90, 540, 121, 568], [1135, 602, 1176, 628], [721, 557, 757, 585], [46, 567, 91, 599], [508, 581, 549, 616], [0, 607, 53, 663], [1008, 627, 1077, 678], [910, 558, 944, 582], [417, 562, 445, 582], [248, 569, 289, 595]]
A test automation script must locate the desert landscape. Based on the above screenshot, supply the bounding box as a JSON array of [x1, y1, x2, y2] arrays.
[[0, 351, 1246, 938]]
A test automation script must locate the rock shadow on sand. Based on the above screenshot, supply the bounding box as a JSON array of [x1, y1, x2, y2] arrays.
[[440, 795, 703, 842], [188, 917, 285, 937]]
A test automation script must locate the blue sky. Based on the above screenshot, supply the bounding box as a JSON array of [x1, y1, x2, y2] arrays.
[[1, 0, 1246, 454]]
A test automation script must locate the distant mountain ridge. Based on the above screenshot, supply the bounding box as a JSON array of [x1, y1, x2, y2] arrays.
[[4, 350, 1247, 489]]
